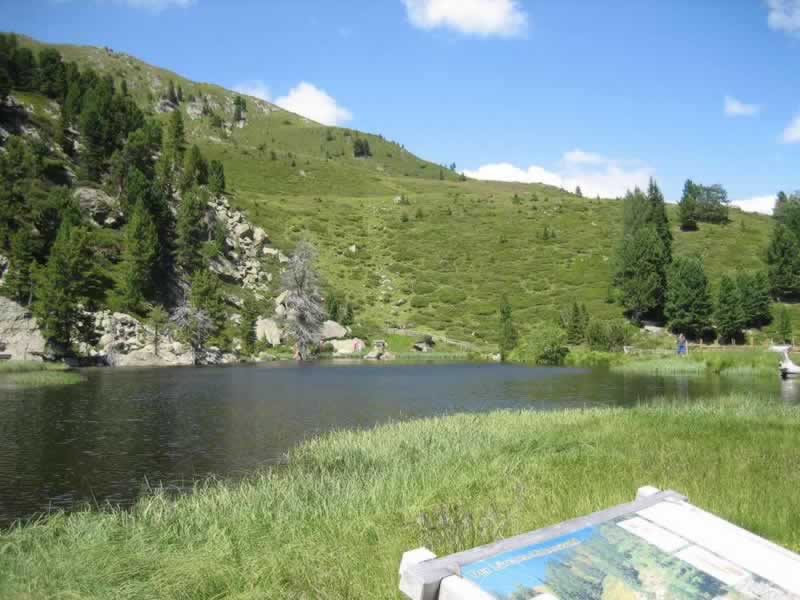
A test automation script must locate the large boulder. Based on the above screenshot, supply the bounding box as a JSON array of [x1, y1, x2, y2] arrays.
[[321, 320, 348, 340], [256, 317, 282, 347], [0, 297, 46, 360], [332, 338, 365, 355], [74, 187, 123, 228]]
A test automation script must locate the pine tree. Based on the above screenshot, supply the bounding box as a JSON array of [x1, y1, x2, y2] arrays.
[[175, 186, 208, 274], [777, 306, 793, 344], [163, 109, 185, 163], [33, 223, 94, 348], [618, 226, 667, 322], [715, 274, 745, 344], [338, 299, 354, 326], [664, 256, 713, 339], [79, 99, 105, 181], [238, 296, 259, 355], [566, 301, 584, 344], [167, 80, 177, 104], [181, 144, 206, 191], [646, 178, 672, 261], [12, 47, 37, 91], [751, 271, 773, 326], [177, 84, 183, 103], [678, 180, 699, 231], [575, 186, 583, 198], [117, 201, 158, 313], [120, 78, 128, 97], [190, 269, 226, 331], [499, 294, 518, 360], [4, 227, 34, 304], [148, 305, 168, 356], [209, 160, 225, 194], [767, 223, 800, 299], [37, 47, 65, 99]]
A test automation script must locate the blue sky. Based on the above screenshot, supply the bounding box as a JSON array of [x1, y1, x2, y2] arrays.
[[5, 0, 800, 212]]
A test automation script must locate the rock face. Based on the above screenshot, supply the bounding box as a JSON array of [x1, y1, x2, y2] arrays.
[[0, 297, 46, 360], [331, 338, 365, 355], [90, 311, 195, 367], [255, 317, 282, 347], [74, 187, 123, 228], [321, 320, 348, 340], [207, 194, 275, 298]]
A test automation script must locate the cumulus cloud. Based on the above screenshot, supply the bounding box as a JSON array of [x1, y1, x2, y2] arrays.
[[402, 0, 527, 37], [724, 95, 760, 117], [766, 0, 800, 34], [781, 115, 800, 143], [275, 82, 352, 126], [464, 149, 653, 199], [731, 195, 776, 215], [233, 80, 271, 102]]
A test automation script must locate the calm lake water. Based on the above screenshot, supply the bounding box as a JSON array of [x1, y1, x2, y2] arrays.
[[0, 361, 795, 526]]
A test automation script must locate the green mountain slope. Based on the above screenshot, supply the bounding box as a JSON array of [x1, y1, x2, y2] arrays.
[[7, 34, 777, 346]]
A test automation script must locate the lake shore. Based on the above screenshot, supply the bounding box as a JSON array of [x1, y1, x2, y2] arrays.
[[1, 393, 798, 598], [0, 361, 84, 387]]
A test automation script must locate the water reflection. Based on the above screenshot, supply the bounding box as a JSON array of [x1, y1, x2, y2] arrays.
[[0, 362, 793, 525]]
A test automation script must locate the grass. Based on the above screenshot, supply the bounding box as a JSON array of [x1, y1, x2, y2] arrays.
[[611, 349, 780, 377], [1, 394, 799, 599], [0, 360, 85, 387]]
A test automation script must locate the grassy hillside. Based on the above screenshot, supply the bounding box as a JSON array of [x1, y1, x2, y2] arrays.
[[8, 34, 779, 346]]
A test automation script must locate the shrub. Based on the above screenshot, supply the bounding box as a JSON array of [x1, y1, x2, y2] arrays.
[[512, 325, 569, 365]]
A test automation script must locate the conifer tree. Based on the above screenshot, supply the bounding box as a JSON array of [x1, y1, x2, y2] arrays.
[[177, 84, 183, 103], [167, 80, 177, 104], [163, 109, 185, 164], [499, 294, 518, 360], [618, 226, 666, 322], [209, 160, 225, 194], [12, 47, 37, 91], [646, 178, 672, 261], [37, 47, 65, 99], [664, 256, 713, 338], [715, 274, 745, 343], [279, 240, 326, 360], [678, 180, 699, 231], [120, 78, 128, 97], [777, 306, 793, 344], [33, 223, 94, 348], [148, 305, 168, 356], [565, 302, 585, 344], [79, 99, 105, 181], [4, 227, 34, 304], [117, 201, 158, 313], [175, 186, 208, 274], [189, 269, 226, 331], [238, 296, 259, 355], [767, 223, 800, 299]]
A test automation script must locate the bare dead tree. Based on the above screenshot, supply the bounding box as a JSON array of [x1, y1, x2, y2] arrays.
[[170, 300, 213, 364], [279, 240, 326, 360]]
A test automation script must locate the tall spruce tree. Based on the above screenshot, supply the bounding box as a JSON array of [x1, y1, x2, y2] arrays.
[[777, 306, 793, 344], [678, 179, 699, 231], [117, 201, 158, 313], [238, 296, 259, 355], [737, 271, 772, 328], [664, 256, 712, 339], [767, 223, 800, 299], [4, 227, 34, 304], [33, 223, 94, 348], [163, 109, 185, 164], [209, 160, 225, 194], [646, 178, 672, 260], [499, 294, 518, 360], [175, 186, 208, 274], [715, 274, 745, 343], [618, 226, 667, 322]]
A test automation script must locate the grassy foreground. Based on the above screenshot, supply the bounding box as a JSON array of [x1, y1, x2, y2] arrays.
[[611, 349, 780, 377], [0, 361, 84, 387], [2, 395, 800, 599]]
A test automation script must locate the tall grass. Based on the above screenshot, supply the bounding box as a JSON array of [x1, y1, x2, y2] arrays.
[[1, 394, 799, 599], [0, 360, 84, 386], [611, 349, 780, 377]]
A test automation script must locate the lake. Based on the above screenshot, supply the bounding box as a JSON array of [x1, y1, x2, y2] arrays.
[[0, 361, 795, 526]]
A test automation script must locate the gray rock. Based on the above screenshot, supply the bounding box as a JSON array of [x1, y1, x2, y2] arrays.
[[256, 317, 282, 346], [74, 187, 123, 229], [0, 297, 46, 360], [321, 320, 348, 340], [331, 338, 366, 355]]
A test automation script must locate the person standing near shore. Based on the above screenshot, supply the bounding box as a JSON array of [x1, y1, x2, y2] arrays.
[[677, 333, 687, 356]]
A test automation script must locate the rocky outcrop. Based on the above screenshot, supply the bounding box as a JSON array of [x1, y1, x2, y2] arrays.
[[0, 297, 46, 360], [74, 187, 123, 228], [207, 194, 276, 298]]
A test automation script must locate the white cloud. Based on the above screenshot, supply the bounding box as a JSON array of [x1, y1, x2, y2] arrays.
[[731, 195, 776, 215], [402, 0, 527, 37], [464, 150, 653, 199], [110, 0, 194, 11], [766, 0, 800, 34], [781, 115, 800, 143], [275, 82, 352, 126], [724, 95, 760, 117], [233, 80, 271, 102]]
